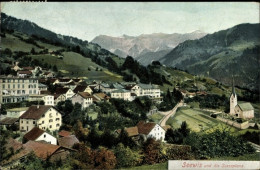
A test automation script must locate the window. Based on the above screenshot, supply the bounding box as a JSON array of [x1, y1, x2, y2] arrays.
[[26, 121, 29, 124], [44, 134, 46, 138], [42, 121, 44, 124], [49, 125, 52, 128], [21, 120, 23, 123], [56, 118, 60, 121], [22, 127, 24, 129], [49, 119, 53, 123], [33, 121, 35, 124], [56, 124, 60, 127], [2, 84, 5, 88], [13, 84, 15, 88]]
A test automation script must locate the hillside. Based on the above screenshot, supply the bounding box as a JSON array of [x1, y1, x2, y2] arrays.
[[159, 23, 260, 90], [91, 31, 207, 59]]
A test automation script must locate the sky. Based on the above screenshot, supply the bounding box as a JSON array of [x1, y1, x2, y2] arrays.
[[1, 2, 259, 41]]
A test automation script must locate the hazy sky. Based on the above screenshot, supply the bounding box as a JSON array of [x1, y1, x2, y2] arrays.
[[1, 2, 259, 41]]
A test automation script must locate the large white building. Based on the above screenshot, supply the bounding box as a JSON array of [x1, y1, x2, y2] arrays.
[[0, 76, 39, 104], [131, 83, 161, 98]]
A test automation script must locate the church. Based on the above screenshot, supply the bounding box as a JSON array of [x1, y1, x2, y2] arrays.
[[229, 81, 254, 119]]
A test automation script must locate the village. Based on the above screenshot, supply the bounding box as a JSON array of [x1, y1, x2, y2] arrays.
[[0, 61, 259, 169]]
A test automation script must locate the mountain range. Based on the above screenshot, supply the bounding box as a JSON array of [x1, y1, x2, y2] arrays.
[[159, 23, 260, 90], [91, 31, 207, 59]]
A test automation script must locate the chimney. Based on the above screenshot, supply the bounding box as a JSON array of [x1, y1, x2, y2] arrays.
[[37, 100, 40, 109]]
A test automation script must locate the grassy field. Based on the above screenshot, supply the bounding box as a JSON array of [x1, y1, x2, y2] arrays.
[[211, 152, 260, 161], [2, 33, 42, 52], [148, 113, 164, 124], [166, 107, 238, 132], [123, 162, 167, 170], [30, 51, 123, 82]]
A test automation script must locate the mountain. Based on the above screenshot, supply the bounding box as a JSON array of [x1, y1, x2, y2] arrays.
[[159, 23, 260, 90], [1, 13, 113, 58], [91, 31, 207, 59], [135, 49, 172, 66]]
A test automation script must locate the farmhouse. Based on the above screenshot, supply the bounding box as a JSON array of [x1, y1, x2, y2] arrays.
[[19, 105, 62, 132], [71, 92, 93, 108]]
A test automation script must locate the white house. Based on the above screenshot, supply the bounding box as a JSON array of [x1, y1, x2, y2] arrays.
[[19, 105, 62, 132], [23, 126, 57, 145], [73, 85, 93, 95], [137, 121, 166, 141], [17, 70, 32, 78], [42, 95, 54, 106], [71, 92, 93, 108], [54, 94, 66, 105], [55, 87, 75, 99], [111, 89, 132, 101]]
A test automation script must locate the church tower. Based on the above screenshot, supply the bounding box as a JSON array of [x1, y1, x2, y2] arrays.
[[229, 77, 237, 115]]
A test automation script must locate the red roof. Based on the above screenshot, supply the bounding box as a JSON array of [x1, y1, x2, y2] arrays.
[[18, 70, 32, 75], [137, 121, 156, 135], [55, 87, 70, 94], [58, 130, 71, 137], [78, 92, 92, 99], [23, 127, 45, 141], [20, 105, 52, 119], [23, 141, 60, 160], [73, 85, 88, 93]]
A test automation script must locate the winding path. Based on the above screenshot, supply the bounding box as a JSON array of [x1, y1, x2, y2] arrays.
[[159, 100, 184, 127]]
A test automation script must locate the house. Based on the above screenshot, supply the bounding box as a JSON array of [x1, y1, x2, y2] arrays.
[[93, 93, 110, 102], [11, 65, 21, 72], [54, 94, 66, 105], [116, 121, 166, 142], [230, 80, 254, 119], [73, 85, 93, 95], [58, 135, 79, 148], [58, 130, 71, 137], [94, 83, 112, 93], [23, 141, 73, 162], [17, 70, 32, 78], [23, 127, 57, 145], [54, 87, 75, 99], [71, 92, 93, 108], [43, 72, 55, 78], [137, 121, 165, 141], [19, 105, 62, 132], [111, 89, 132, 101], [0, 117, 19, 130], [116, 126, 140, 142], [42, 95, 54, 106]]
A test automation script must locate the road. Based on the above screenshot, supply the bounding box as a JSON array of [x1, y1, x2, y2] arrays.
[[248, 142, 260, 152], [159, 100, 184, 127]]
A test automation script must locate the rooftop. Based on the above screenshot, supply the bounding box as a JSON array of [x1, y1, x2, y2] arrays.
[[20, 105, 53, 119], [238, 102, 254, 111], [58, 130, 71, 137], [23, 127, 45, 141], [6, 107, 28, 112], [58, 135, 79, 148]]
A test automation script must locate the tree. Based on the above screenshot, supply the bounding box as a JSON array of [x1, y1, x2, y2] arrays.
[[113, 143, 142, 168], [31, 47, 36, 55], [143, 138, 162, 164], [118, 128, 136, 148], [53, 65, 58, 72], [94, 147, 117, 169], [72, 143, 95, 169]]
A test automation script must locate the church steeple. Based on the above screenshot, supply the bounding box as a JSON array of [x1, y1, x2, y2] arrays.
[[232, 76, 236, 96]]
